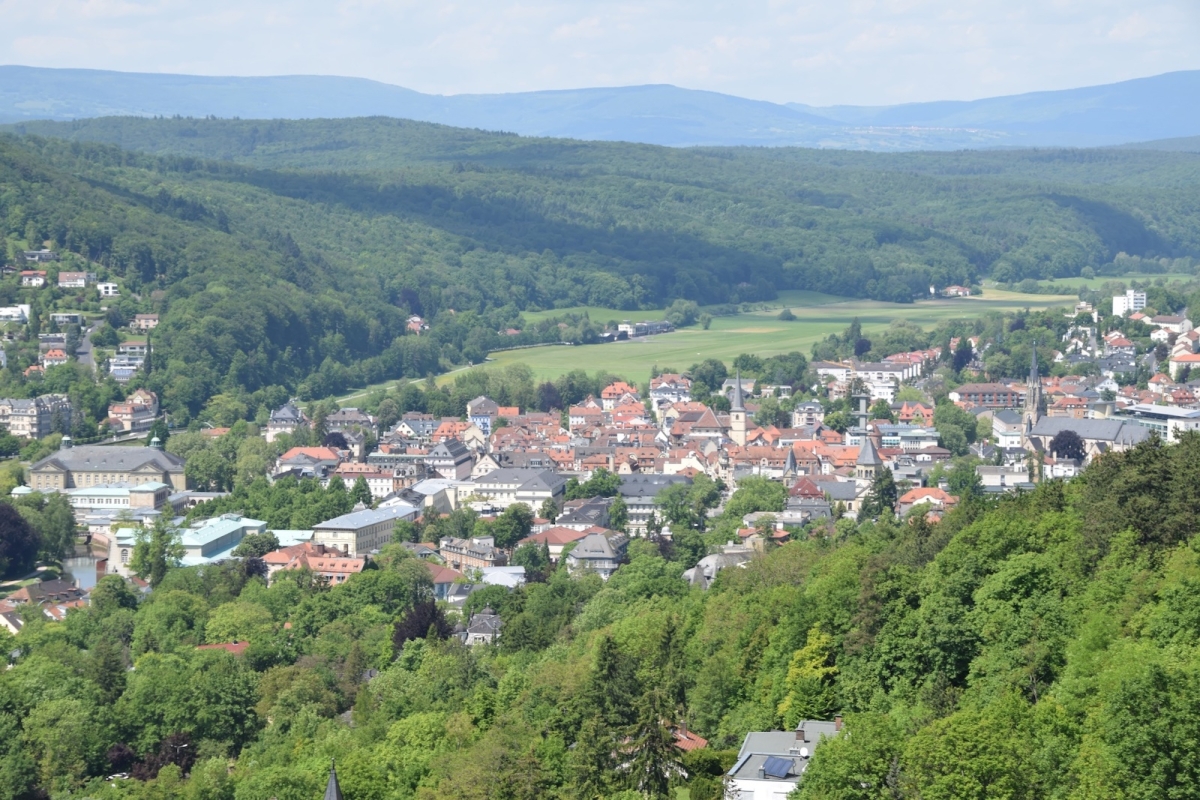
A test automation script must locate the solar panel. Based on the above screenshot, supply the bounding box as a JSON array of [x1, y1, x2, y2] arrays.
[[762, 756, 793, 779]]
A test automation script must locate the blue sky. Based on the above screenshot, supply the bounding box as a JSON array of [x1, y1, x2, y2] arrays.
[[1, 0, 1197, 105]]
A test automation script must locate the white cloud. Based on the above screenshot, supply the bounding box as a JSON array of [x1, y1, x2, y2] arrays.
[[0, 0, 1197, 104]]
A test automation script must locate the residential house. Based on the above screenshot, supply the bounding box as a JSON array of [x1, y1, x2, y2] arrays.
[[991, 409, 1024, 449], [565, 531, 628, 580], [97, 282, 120, 297], [1169, 352, 1200, 380], [23, 249, 59, 263], [426, 439, 475, 480], [131, 314, 160, 331], [466, 396, 501, 435], [601, 381, 640, 410], [49, 312, 82, 326], [470, 468, 568, 510], [726, 720, 842, 800], [107, 388, 159, 434], [439, 535, 507, 571], [118, 340, 149, 356], [0, 305, 30, 323], [107, 355, 145, 383], [0, 394, 71, 440], [20, 270, 47, 287], [897, 487, 959, 517], [618, 474, 693, 535], [274, 446, 342, 480], [39, 348, 68, 367], [266, 401, 307, 443], [57, 271, 96, 288], [262, 542, 366, 585], [649, 373, 692, 413], [460, 608, 503, 645], [517, 526, 593, 561], [791, 401, 825, 428]]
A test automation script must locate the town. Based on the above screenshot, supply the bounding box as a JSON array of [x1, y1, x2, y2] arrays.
[[5, 251, 1200, 796]]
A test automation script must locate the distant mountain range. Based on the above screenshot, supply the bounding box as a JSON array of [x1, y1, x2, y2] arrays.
[[2, 65, 1199, 150]]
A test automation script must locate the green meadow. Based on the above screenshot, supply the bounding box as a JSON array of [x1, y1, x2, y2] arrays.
[[480, 288, 1077, 383]]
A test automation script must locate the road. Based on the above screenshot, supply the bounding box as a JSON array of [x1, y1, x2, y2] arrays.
[[75, 323, 98, 372]]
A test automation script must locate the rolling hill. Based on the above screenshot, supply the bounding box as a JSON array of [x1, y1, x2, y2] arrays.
[[2, 65, 1199, 149], [2, 116, 1200, 419]]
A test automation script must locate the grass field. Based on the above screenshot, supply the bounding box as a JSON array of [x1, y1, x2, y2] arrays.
[[333, 287, 1076, 400], [1027, 273, 1196, 291], [479, 288, 1077, 383]]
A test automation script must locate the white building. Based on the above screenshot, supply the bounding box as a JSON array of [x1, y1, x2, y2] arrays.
[[726, 721, 841, 799], [97, 282, 120, 298], [1112, 289, 1147, 317], [312, 503, 419, 557]]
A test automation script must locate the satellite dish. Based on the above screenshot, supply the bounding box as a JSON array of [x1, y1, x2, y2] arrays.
[[800, 747, 809, 759]]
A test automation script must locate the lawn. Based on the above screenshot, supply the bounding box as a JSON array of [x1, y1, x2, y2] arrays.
[[1028, 273, 1196, 290], [480, 288, 1076, 383]]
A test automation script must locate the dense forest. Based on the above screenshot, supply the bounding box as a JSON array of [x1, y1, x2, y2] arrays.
[[6, 433, 1200, 798], [2, 119, 1200, 418]]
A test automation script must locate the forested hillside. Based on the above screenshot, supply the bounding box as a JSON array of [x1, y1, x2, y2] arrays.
[[2, 120, 1200, 418], [7, 433, 1200, 798]]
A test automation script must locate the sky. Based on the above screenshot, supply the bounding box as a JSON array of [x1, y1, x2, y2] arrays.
[[1, 0, 1198, 106]]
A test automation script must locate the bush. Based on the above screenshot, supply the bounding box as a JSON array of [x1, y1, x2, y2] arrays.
[[778, 308, 796, 321]]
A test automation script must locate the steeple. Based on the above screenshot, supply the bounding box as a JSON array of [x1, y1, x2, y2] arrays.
[[731, 369, 745, 412], [324, 760, 344, 800], [729, 368, 747, 446], [855, 436, 882, 482], [1022, 341, 1044, 443]]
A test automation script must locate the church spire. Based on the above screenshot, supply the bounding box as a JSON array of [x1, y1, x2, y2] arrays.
[[1029, 340, 1039, 382], [731, 368, 745, 412], [324, 760, 343, 800]]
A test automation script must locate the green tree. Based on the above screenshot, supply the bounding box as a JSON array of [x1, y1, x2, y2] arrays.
[[493, 503, 535, 550], [231, 531, 279, 559], [0, 503, 41, 579], [609, 495, 629, 532], [539, 497, 559, 522], [777, 626, 838, 729], [858, 467, 898, 522], [350, 476, 374, 507], [145, 418, 170, 446], [130, 517, 184, 588]]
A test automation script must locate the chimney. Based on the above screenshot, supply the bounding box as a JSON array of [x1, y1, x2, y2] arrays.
[[835, 715, 843, 732], [798, 724, 808, 742]]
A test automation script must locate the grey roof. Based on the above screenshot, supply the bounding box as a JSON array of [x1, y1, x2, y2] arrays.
[[993, 408, 1022, 426], [568, 532, 628, 561], [269, 402, 303, 423], [32, 445, 185, 474], [856, 437, 882, 467], [467, 396, 500, 415], [428, 439, 471, 461], [1030, 417, 1151, 444], [313, 503, 418, 531], [618, 473, 692, 498], [466, 611, 503, 637], [474, 468, 568, 492], [324, 763, 343, 800], [813, 480, 858, 501], [728, 721, 841, 782], [730, 369, 746, 412]]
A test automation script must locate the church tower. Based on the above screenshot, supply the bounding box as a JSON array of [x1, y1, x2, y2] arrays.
[[1022, 343, 1045, 445], [729, 369, 747, 446]]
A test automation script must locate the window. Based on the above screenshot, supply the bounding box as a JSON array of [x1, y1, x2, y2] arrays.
[[120, 549, 129, 563]]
